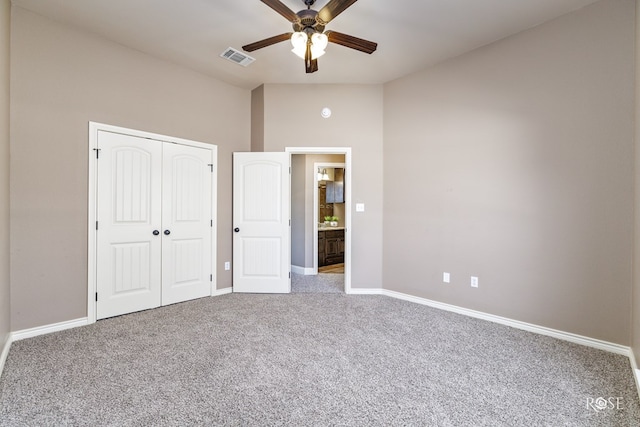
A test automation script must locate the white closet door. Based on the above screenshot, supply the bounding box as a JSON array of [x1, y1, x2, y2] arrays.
[[232, 152, 291, 293], [161, 143, 212, 305], [96, 131, 162, 319]]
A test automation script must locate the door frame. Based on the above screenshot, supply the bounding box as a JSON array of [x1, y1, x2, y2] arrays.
[[285, 147, 352, 294], [87, 122, 218, 324]]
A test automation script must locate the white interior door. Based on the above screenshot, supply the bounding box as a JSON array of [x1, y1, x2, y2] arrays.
[[233, 152, 291, 293], [96, 131, 162, 319], [161, 143, 212, 305]]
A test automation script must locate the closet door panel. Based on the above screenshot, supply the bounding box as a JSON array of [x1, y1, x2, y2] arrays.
[[96, 131, 162, 319], [161, 143, 212, 305]]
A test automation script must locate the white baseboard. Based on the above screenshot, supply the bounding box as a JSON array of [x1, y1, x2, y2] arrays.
[[212, 287, 232, 297], [630, 349, 640, 402], [12, 317, 89, 342], [0, 332, 11, 379], [291, 265, 315, 275], [348, 287, 384, 295], [353, 287, 631, 358]]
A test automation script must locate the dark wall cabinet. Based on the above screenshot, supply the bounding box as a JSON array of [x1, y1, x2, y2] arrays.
[[318, 229, 345, 267], [326, 168, 344, 204]]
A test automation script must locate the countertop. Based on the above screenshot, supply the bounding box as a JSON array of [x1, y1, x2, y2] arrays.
[[318, 226, 345, 231]]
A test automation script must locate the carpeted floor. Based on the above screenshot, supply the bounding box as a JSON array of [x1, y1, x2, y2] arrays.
[[1, 293, 639, 426], [291, 272, 344, 293]]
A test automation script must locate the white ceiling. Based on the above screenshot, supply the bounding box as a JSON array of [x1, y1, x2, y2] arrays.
[[12, 0, 600, 90]]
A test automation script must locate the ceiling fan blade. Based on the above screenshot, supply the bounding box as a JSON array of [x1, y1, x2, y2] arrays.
[[305, 58, 319, 73], [326, 30, 377, 54], [243, 33, 293, 52], [304, 43, 319, 73], [260, 0, 299, 23], [317, 0, 358, 24]]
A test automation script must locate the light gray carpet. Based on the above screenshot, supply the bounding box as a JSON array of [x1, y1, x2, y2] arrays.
[[1, 293, 639, 426], [291, 272, 344, 293]]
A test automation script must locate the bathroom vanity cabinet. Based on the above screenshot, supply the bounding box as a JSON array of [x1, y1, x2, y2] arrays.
[[318, 228, 345, 267]]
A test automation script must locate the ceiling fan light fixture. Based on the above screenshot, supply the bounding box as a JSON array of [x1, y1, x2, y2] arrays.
[[310, 32, 328, 59], [291, 32, 308, 59], [311, 33, 328, 50]]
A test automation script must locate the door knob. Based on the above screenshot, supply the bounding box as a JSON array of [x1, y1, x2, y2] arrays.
[[164, 230, 171, 235], [152, 230, 160, 236], [234, 228, 240, 232]]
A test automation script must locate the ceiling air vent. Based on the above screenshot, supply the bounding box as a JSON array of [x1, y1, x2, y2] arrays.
[[220, 47, 255, 67]]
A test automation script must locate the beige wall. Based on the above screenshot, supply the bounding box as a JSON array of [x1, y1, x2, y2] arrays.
[[261, 84, 383, 289], [633, 0, 640, 367], [291, 154, 306, 268], [251, 85, 264, 152], [384, 0, 635, 345], [0, 0, 11, 349], [10, 8, 250, 330]]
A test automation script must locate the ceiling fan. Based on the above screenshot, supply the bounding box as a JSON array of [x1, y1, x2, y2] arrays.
[[242, 0, 377, 73]]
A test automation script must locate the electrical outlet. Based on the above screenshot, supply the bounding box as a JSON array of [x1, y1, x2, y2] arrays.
[[224, 261, 231, 271], [471, 276, 479, 288], [443, 272, 450, 283]]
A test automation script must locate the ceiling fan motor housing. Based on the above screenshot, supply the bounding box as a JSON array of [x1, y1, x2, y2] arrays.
[[294, 9, 325, 33]]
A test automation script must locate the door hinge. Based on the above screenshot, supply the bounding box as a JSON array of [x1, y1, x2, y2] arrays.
[[208, 163, 214, 172], [210, 274, 213, 282], [96, 221, 98, 230], [95, 292, 98, 302], [93, 148, 101, 159], [289, 272, 291, 279], [211, 219, 213, 227]]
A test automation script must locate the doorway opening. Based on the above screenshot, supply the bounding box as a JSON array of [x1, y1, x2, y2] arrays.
[[286, 147, 352, 294], [315, 161, 345, 275]]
